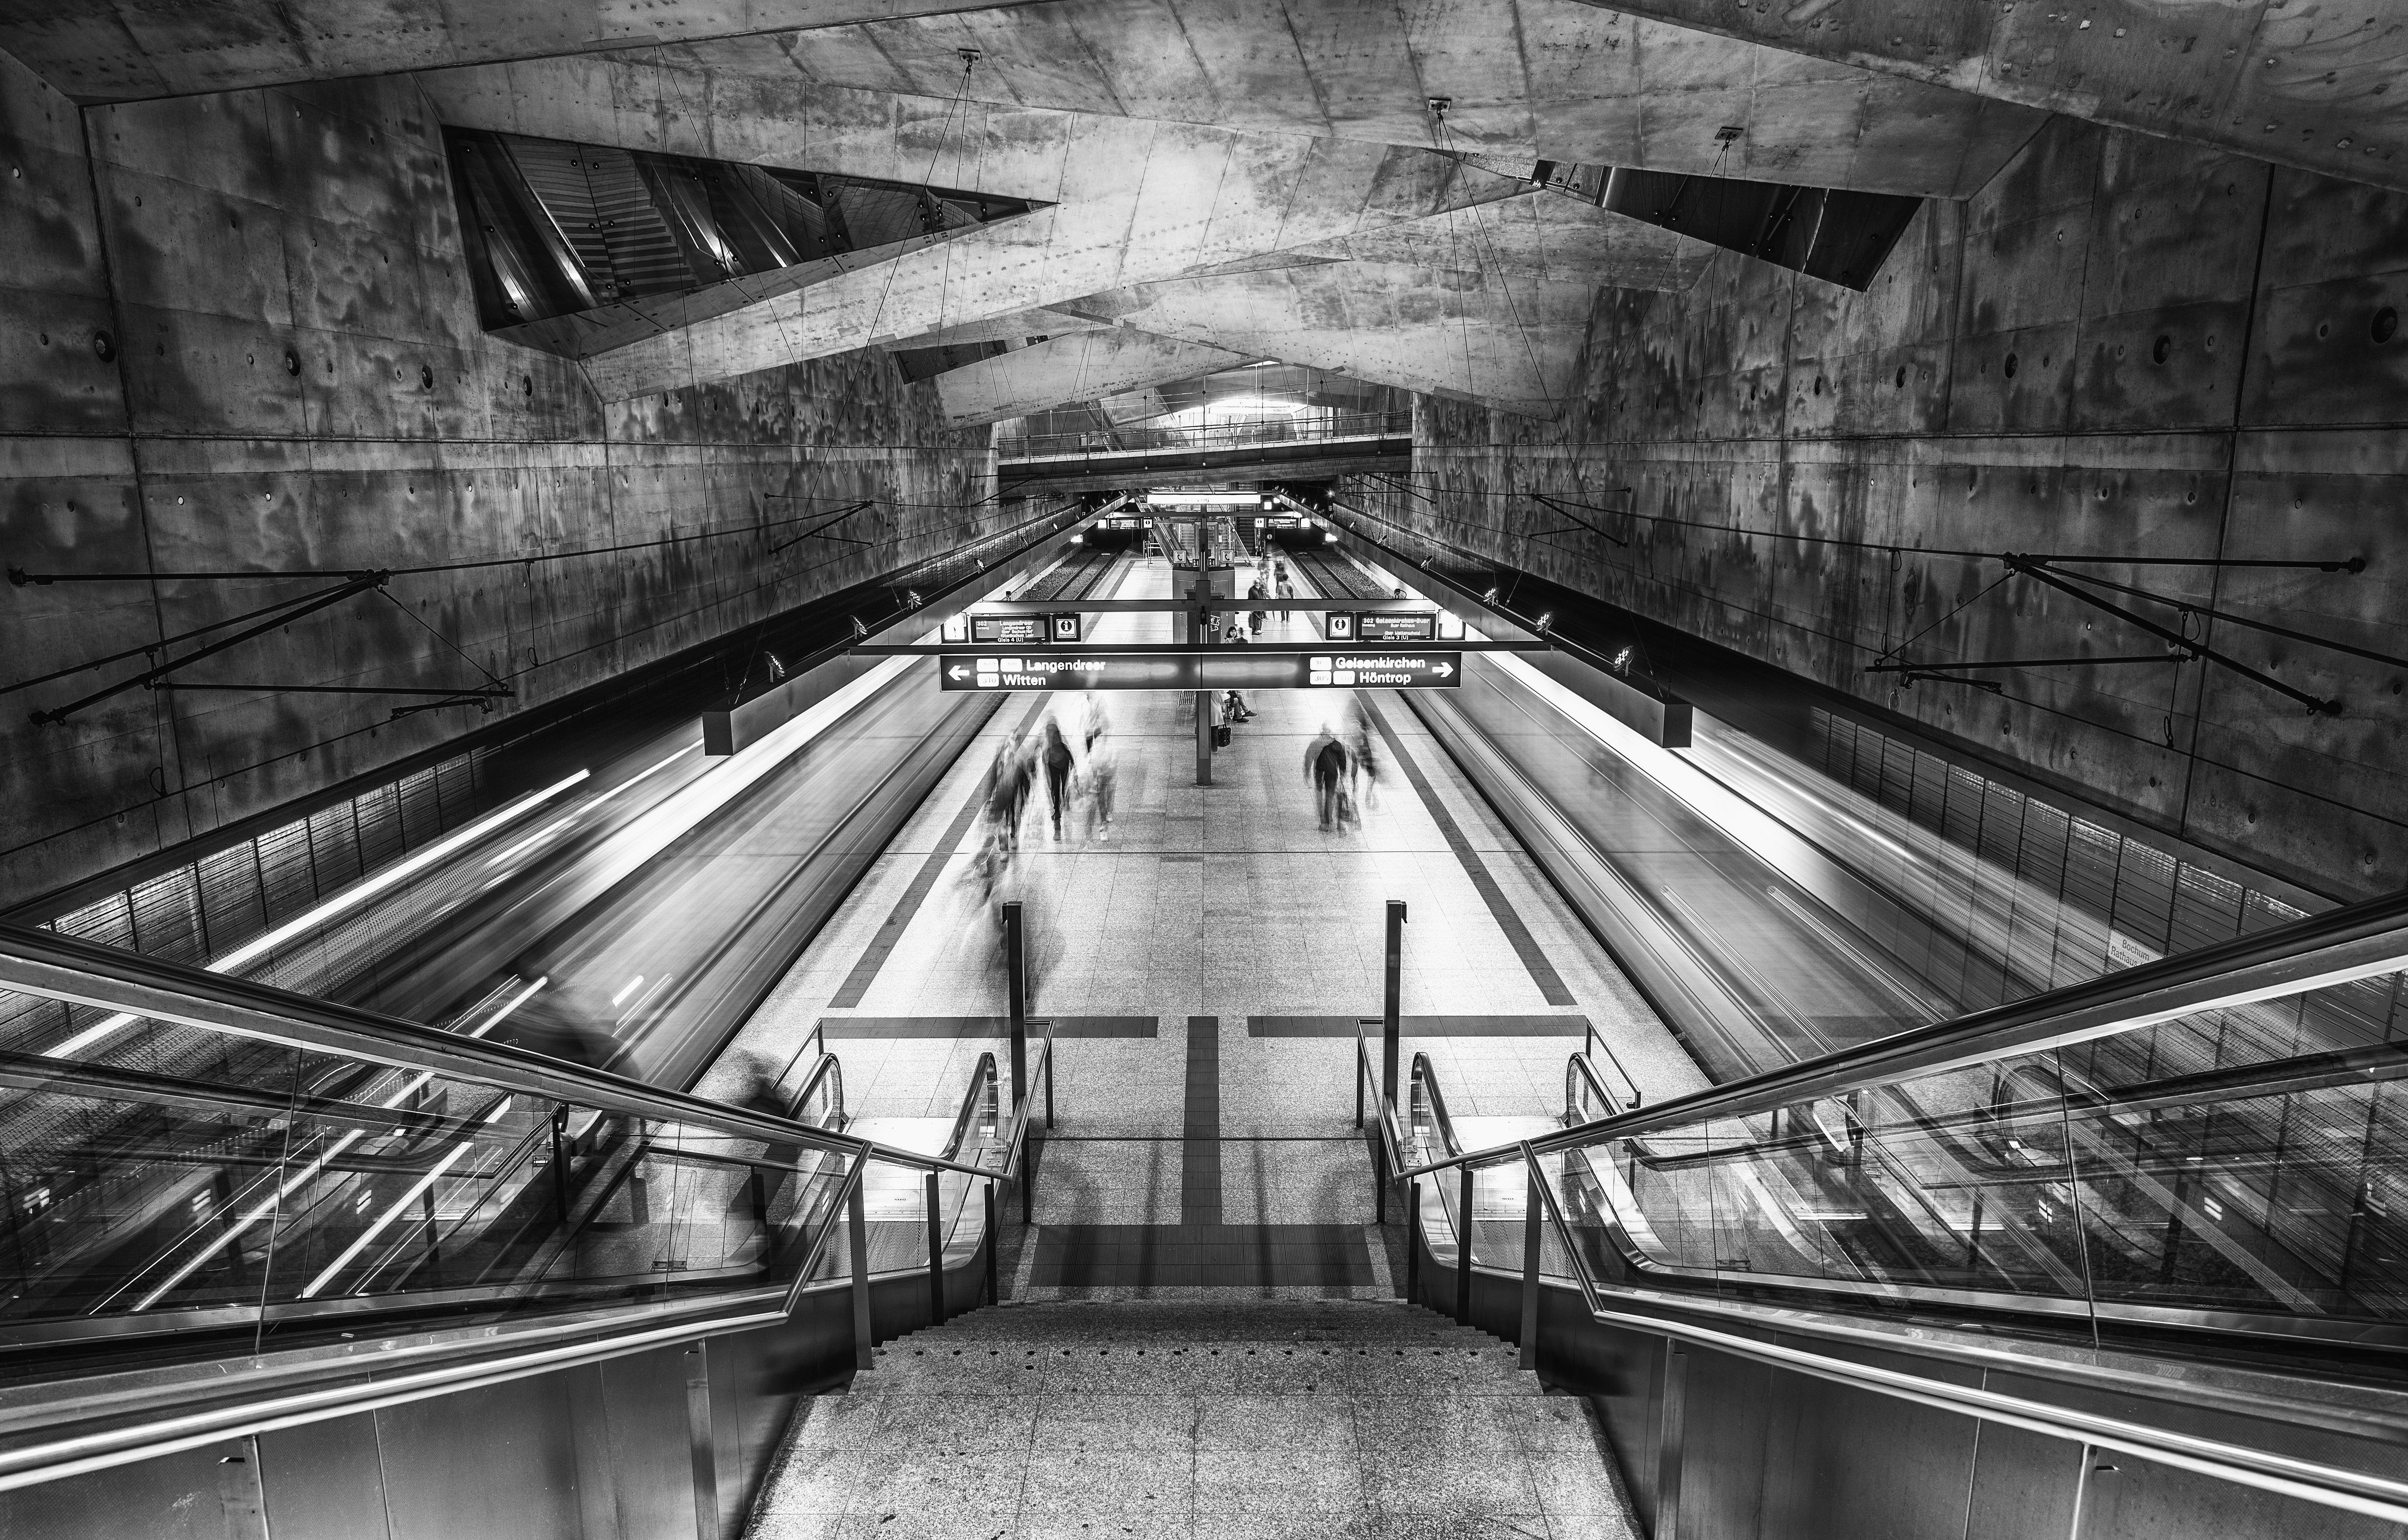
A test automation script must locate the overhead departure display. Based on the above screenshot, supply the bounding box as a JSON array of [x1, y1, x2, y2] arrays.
[[1353, 611, 1436, 642], [969, 613, 1050, 645]]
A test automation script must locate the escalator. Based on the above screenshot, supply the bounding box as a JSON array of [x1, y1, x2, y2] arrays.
[[1275, 537, 2408, 1528], [0, 908, 1052, 1512], [0, 540, 1125, 1471], [1359, 889, 2408, 1534], [1290, 531, 2408, 1348]]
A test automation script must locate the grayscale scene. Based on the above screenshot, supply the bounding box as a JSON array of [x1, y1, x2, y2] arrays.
[[2, 5, 2406, 1538]]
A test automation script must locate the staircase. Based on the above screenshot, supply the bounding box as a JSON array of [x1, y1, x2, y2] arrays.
[[745, 1299, 1635, 1537]]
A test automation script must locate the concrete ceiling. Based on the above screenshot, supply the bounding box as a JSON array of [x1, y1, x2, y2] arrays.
[[8, 0, 2402, 425], [938, 331, 1256, 423], [1575, 0, 2408, 195]]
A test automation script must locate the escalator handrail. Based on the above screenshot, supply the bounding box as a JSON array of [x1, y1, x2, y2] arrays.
[[0, 919, 1010, 1184], [962, 1024, 1053, 1185], [787, 1050, 845, 1130], [1370, 881, 2408, 1181], [941, 1053, 999, 1165], [0, 1128, 879, 1491], [995, 1028, 1053, 1181], [0, 1045, 472, 1134], [1553, 1032, 2408, 1183], [1564, 1051, 1623, 1123], [776, 1146, 869, 1314], [1409, 1051, 1462, 1159], [1515, 1140, 2408, 1527], [1580, 1021, 1643, 1109], [1352, 1024, 1416, 1177]]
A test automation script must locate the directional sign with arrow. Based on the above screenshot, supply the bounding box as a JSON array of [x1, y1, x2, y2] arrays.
[[937, 652, 1465, 692]]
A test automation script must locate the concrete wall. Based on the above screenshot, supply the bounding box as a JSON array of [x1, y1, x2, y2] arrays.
[[0, 53, 994, 906], [1382, 119, 2408, 903]]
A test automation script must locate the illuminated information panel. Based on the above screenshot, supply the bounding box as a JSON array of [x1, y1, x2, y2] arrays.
[[938, 652, 1462, 692], [1354, 611, 1436, 642], [969, 613, 1050, 644]]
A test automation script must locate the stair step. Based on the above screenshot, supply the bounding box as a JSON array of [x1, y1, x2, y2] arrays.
[[905, 1297, 1483, 1343], [746, 1299, 1637, 1538]]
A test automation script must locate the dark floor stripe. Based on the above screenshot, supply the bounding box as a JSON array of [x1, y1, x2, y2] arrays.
[[1357, 695, 1578, 1007], [819, 1015, 1157, 1039], [1247, 1014, 1591, 1038], [1183, 1015, 1220, 1225], [829, 697, 1045, 1009], [1028, 1223, 1377, 1288]]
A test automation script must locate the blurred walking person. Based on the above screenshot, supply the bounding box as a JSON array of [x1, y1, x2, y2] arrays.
[[985, 734, 1027, 853], [1224, 622, 1254, 722], [1081, 700, 1117, 841], [1041, 718, 1076, 840], [1009, 732, 1036, 844], [728, 1051, 800, 1260], [1351, 704, 1382, 813], [1305, 724, 1351, 831]]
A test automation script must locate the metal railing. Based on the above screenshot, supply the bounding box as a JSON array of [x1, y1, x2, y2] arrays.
[[997, 409, 1411, 461], [1350, 882, 2408, 1527]]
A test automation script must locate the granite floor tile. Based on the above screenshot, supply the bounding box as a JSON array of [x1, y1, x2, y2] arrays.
[[1191, 1394, 1359, 1452], [745, 1514, 853, 1540], [1020, 1449, 1194, 1522], [752, 1444, 864, 1517], [1528, 1451, 1633, 1522], [1035, 1391, 1201, 1450]]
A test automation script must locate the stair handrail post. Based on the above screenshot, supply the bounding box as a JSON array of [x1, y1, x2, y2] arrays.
[[847, 1167, 873, 1371], [924, 1169, 947, 1327], [1382, 900, 1407, 1115], [1004, 900, 1027, 1112], [1456, 1159, 1476, 1325], [1519, 1147, 1544, 1373], [984, 1179, 1001, 1304]]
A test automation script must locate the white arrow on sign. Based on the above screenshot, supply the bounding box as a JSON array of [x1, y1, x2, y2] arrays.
[[1433, 662, 1454, 677], [947, 666, 970, 680]]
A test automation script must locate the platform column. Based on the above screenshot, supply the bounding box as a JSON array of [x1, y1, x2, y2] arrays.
[[1192, 572, 1215, 786]]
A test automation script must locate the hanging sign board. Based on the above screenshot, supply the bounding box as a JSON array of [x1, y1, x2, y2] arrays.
[[938, 652, 1462, 692]]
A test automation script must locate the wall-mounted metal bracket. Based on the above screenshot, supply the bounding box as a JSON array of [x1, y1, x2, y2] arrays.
[[2003, 555, 2343, 716], [767, 499, 876, 555], [1876, 550, 2378, 717], [1866, 652, 2185, 695], [1525, 490, 1634, 549]]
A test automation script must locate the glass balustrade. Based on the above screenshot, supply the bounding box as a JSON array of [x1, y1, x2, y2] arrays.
[[1372, 942, 2408, 1340], [0, 989, 862, 1357]]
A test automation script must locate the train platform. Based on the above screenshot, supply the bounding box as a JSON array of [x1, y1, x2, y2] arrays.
[[696, 552, 1706, 1296]]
